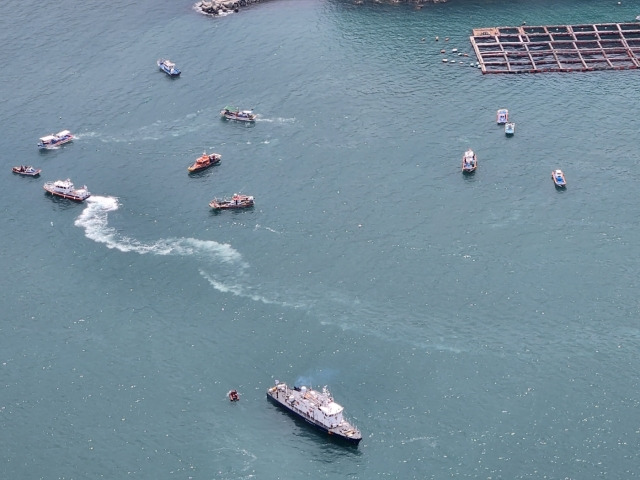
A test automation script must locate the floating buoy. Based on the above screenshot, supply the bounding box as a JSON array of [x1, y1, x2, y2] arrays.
[[463, 53, 469, 57], [435, 36, 439, 41], [445, 37, 449, 41], [440, 49, 446, 53], [452, 48, 458, 53], [442, 58, 448, 63]]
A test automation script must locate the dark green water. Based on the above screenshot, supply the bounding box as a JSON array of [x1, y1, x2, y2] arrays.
[[2, 0, 640, 477]]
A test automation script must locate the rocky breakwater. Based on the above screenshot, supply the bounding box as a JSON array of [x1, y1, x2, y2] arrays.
[[196, 0, 265, 15]]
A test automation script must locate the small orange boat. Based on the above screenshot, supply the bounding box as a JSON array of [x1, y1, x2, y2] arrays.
[[188, 152, 221, 173]]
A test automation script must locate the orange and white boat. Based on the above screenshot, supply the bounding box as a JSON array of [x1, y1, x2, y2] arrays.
[[188, 151, 221, 173]]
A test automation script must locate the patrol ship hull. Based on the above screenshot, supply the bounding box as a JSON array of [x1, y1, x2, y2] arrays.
[[266, 381, 362, 446]]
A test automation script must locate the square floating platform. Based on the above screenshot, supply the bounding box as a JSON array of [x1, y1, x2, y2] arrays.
[[470, 22, 640, 74]]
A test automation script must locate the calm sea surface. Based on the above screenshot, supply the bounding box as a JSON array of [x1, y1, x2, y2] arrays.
[[2, 0, 640, 478]]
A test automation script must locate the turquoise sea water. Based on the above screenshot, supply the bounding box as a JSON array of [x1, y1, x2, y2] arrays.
[[3, 0, 640, 478]]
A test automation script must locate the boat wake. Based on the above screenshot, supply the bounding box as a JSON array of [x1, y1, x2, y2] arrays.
[[256, 117, 296, 124], [73, 196, 303, 307], [74, 196, 244, 264], [95, 112, 209, 143], [199, 269, 305, 308]]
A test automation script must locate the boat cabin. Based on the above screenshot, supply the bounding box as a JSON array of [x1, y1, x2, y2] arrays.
[[39, 135, 57, 144], [295, 386, 346, 429]]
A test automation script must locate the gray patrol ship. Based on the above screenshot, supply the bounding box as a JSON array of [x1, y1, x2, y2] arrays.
[[266, 380, 362, 445]]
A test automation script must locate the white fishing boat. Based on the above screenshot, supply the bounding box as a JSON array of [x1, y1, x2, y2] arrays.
[[43, 179, 91, 201], [496, 108, 509, 124], [38, 130, 74, 149], [12, 165, 41, 176], [505, 122, 515, 136], [220, 106, 256, 122], [157, 58, 181, 76], [461, 149, 477, 173]]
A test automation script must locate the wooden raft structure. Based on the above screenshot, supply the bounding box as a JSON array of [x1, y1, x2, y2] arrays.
[[470, 22, 640, 74]]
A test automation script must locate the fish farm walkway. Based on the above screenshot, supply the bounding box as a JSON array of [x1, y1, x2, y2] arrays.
[[470, 22, 640, 74]]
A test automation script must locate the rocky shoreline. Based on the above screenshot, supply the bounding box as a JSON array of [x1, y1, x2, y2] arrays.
[[196, 0, 264, 16], [196, 0, 448, 17]]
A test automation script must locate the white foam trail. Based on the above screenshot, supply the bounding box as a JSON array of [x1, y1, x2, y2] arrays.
[[73, 132, 99, 140], [256, 117, 296, 123], [254, 224, 281, 234], [199, 269, 304, 308], [74, 196, 243, 264]]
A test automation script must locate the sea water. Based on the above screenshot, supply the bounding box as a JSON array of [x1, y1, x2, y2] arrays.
[[2, 0, 640, 478]]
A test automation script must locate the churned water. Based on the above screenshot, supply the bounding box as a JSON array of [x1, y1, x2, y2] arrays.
[[2, 0, 640, 478]]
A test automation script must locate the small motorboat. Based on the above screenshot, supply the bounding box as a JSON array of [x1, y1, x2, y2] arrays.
[[38, 130, 74, 149], [188, 151, 221, 173], [43, 178, 91, 201], [228, 390, 240, 402], [496, 108, 509, 124], [552, 169, 567, 188], [505, 122, 515, 136], [157, 58, 181, 76], [220, 106, 256, 122], [209, 193, 255, 210], [12, 165, 41, 176], [461, 149, 477, 173]]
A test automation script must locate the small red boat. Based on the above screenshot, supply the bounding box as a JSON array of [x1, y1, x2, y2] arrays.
[[12, 165, 41, 176], [228, 390, 240, 402], [209, 193, 254, 210], [188, 152, 221, 173]]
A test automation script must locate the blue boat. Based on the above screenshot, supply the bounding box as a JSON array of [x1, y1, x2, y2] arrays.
[[552, 169, 567, 188], [157, 58, 181, 76], [505, 122, 515, 136]]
